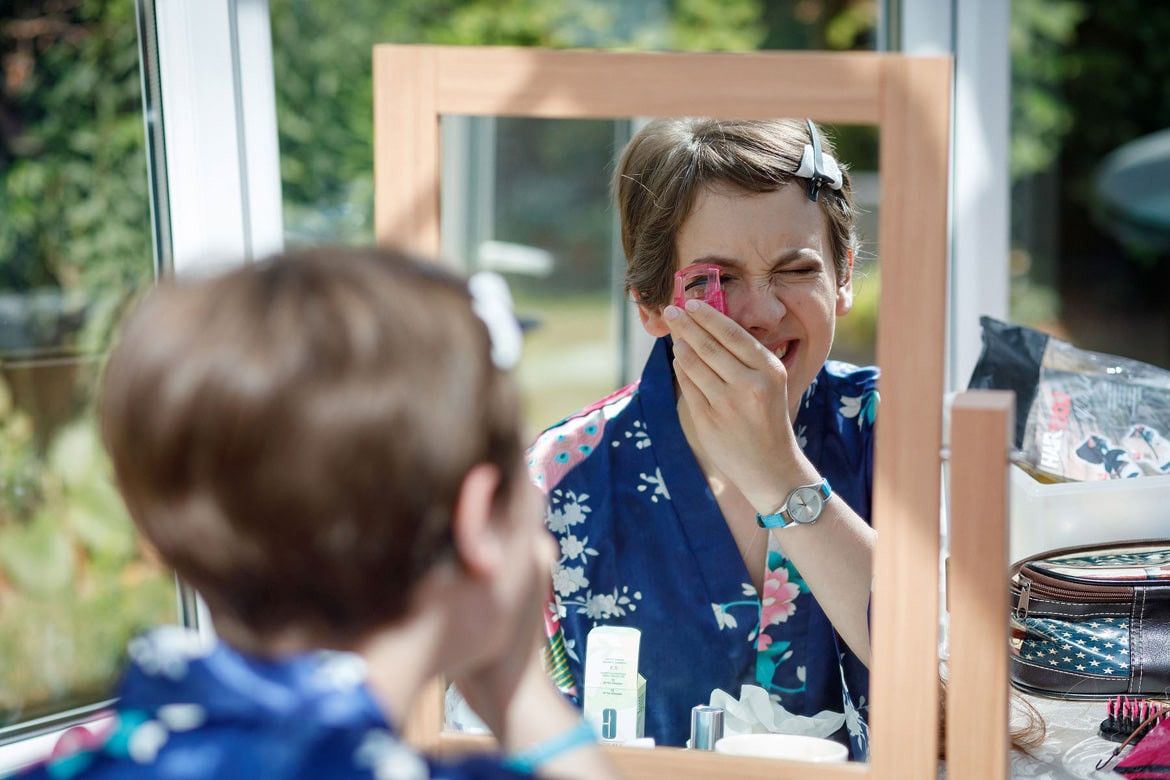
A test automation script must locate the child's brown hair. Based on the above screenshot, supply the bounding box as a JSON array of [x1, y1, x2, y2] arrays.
[[100, 247, 523, 652]]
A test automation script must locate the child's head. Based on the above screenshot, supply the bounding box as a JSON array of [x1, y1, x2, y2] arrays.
[[101, 247, 525, 652], [615, 117, 858, 309]]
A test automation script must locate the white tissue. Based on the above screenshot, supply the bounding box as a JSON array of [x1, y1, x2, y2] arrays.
[[708, 685, 845, 739], [443, 684, 490, 735]]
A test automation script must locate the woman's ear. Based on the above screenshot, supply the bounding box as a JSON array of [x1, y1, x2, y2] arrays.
[[451, 463, 505, 578], [836, 248, 855, 317], [636, 297, 671, 338]]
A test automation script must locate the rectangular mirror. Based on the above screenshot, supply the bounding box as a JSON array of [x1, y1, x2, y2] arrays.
[[373, 45, 953, 780]]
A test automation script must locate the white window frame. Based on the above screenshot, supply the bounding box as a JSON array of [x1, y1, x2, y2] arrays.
[[898, 0, 1012, 390], [147, 0, 284, 636], [152, 0, 284, 275]]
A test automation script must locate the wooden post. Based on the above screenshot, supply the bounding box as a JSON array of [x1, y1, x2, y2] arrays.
[[947, 390, 1014, 780]]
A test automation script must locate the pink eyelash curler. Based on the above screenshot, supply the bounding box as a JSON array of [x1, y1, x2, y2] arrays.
[[672, 263, 727, 315]]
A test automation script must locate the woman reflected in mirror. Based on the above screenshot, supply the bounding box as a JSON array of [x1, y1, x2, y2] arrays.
[[528, 118, 876, 758]]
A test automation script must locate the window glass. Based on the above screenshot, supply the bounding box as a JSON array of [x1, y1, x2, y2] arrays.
[[0, 2, 175, 733], [1010, 0, 1170, 369], [269, 0, 881, 432], [483, 117, 622, 428]]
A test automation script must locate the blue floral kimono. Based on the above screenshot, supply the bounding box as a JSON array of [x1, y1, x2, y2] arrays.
[[528, 338, 877, 757], [15, 627, 528, 780]]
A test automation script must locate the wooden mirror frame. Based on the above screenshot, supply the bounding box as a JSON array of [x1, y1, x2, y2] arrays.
[[373, 45, 1009, 780]]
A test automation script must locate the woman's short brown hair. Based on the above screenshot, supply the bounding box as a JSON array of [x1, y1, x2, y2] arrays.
[[100, 247, 522, 651], [616, 117, 858, 308]]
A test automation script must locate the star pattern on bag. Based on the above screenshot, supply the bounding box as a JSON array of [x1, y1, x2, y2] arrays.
[[1018, 616, 1130, 676]]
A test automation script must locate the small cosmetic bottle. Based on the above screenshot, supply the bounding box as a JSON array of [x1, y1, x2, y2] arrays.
[[690, 705, 725, 751]]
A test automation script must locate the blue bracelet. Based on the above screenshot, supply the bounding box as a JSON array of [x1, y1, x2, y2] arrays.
[[502, 720, 596, 773]]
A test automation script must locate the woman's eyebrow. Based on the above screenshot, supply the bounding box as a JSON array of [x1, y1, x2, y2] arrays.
[[686, 256, 741, 270], [686, 248, 823, 269]]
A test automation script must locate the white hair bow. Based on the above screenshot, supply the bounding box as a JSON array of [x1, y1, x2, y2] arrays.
[[795, 144, 843, 193], [796, 118, 844, 202], [468, 271, 523, 371]]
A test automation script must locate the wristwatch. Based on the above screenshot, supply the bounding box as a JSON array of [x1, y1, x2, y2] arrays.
[[755, 479, 832, 529]]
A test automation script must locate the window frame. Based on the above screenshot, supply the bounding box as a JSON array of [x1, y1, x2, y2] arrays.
[[896, 0, 1012, 388]]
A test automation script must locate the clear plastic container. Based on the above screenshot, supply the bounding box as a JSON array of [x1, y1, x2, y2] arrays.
[[1009, 465, 1170, 563]]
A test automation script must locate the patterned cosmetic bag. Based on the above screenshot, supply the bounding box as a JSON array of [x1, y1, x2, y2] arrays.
[[1009, 540, 1170, 698]]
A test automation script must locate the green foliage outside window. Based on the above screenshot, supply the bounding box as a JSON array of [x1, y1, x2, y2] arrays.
[[271, 0, 775, 246], [0, 0, 173, 729]]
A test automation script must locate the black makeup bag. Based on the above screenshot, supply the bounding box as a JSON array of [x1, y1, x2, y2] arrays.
[[1009, 540, 1170, 698]]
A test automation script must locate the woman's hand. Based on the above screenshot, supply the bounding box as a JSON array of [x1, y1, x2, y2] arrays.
[[664, 299, 816, 511], [451, 625, 545, 741]]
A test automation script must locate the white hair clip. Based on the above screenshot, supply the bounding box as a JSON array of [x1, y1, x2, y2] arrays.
[[469, 271, 523, 371], [795, 119, 844, 202]]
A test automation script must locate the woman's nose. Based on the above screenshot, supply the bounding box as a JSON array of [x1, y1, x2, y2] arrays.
[[730, 280, 787, 334]]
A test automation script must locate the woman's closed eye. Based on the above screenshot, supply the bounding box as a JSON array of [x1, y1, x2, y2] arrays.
[[776, 264, 820, 277]]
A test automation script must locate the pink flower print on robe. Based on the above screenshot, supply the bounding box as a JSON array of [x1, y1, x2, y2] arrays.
[[757, 567, 801, 651]]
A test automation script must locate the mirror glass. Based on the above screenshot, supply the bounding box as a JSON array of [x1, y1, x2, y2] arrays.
[[440, 115, 883, 761], [440, 116, 627, 432]]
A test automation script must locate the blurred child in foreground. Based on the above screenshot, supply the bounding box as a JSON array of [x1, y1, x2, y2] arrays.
[[14, 247, 615, 780]]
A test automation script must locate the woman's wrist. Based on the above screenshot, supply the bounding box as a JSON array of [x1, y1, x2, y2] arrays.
[[497, 669, 613, 778], [494, 656, 580, 752], [743, 457, 822, 516]]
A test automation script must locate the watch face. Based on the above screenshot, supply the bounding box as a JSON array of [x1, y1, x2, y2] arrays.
[[788, 486, 824, 524]]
